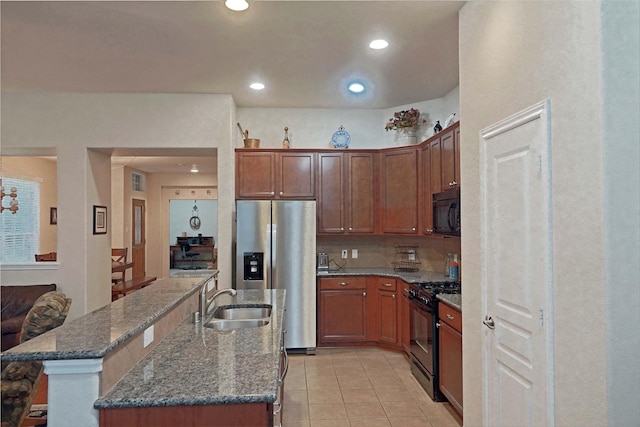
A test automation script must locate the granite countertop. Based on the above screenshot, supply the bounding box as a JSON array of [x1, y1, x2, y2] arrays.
[[94, 289, 285, 409], [317, 267, 457, 284], [1, 273, 218, 361], [437, 294, 462, 311]]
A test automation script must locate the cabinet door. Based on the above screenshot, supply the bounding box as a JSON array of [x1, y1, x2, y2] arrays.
[[277, 152, 315, 199], [236, 151, 276, 199], [430, 139, 442, 194], [380, 148, 419, 234], [378, 290, 398, 345], [454, 125, 461, 188], [318, 289, 368, 343], [346, 152, 376, 234], [421, 143, 434, 234], [439, 321, 463, 416], [400, 282, 411, 354], [440, 128, 457, 191], [317, 153, 345, 233]]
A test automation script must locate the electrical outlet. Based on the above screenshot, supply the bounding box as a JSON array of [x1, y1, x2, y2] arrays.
[[352, 249, 358, 259], [143, 325, 154, 348], [341, 249, 348, 259]]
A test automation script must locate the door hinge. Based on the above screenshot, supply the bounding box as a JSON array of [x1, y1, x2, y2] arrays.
[[539, 308, 544, 326], [537, 155, 542, 173]]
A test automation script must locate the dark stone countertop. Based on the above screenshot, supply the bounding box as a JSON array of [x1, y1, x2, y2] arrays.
[[317, 267, 456, 284], [437, 293, 462, 311], [94, 289, 285, 409]]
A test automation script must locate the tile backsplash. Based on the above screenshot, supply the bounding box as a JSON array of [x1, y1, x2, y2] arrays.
[[316, 235, 461, 273]]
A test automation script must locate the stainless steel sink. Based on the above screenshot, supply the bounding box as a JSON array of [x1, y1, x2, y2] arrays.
[[204, 318, 270, 330], [203, 304, 272, 330], [212, 305, 272, 320]]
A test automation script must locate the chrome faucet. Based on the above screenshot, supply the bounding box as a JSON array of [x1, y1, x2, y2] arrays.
[[200, 284, 236, 319]]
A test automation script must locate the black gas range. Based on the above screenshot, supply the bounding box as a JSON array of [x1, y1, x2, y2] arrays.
[[407, 280, 461, 401]]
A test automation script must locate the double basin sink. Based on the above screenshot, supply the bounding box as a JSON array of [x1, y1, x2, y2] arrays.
[[203, 304, 272, 330]]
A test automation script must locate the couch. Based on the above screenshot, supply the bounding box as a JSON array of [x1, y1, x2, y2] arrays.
[[1, 290, 72, 427], [1, 284, 57, 352]]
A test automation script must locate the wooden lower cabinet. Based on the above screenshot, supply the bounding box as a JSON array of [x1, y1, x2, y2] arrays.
[[100, 403, 272, 427], [438, 302, 463, 417], [318, 276, 406, 351], [400, 282, 411, 354], [375, 277, 399, 346], [318, 277, 369, 344]]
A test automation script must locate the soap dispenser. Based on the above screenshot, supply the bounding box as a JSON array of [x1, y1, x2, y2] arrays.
[[449, 254, 459, 280]]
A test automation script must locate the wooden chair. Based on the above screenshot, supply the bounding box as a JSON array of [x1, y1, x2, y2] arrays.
[[34, 252, 57, 262], [111, 248, 128, 285]]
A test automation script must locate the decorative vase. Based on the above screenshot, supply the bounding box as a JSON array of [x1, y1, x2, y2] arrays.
[[396, 127, 417, 145]]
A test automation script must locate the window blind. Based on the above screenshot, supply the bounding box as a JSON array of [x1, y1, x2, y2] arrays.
[[0, 177, 40, 263]]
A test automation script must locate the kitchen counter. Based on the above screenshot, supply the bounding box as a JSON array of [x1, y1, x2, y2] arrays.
[[95, 289, 285, 409], [317, 267, 456, 284], [437, 293, 462, 311], [1, 274, 216, 362]]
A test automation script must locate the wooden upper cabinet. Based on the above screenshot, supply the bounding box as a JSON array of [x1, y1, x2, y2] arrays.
[[433, 122, 460, 193], [380, 148, 419, 234], [317, 152, 345, 233], [421, 142, 434, 234], [236, 150, 315, 199], [346, 152, 376, 234], [236, 151, 276, 199], [277, 151, 315, 199], [317, 151, 376, 234]]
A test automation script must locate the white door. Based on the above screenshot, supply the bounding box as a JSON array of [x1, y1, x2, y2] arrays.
[[480, 100, 554, 427]]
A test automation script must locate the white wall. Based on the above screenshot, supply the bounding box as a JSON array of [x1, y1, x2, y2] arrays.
[[237, 87, 459, 150], [459, 1, 639, 426], [169, 199, 217, 245]]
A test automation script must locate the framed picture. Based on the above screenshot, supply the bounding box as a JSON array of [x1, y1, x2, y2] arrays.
[[50, 207, 57, 225], [93, 205, 107, 235]]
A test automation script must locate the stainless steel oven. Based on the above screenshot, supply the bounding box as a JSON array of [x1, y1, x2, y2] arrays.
[[408, 281, 461, 401]]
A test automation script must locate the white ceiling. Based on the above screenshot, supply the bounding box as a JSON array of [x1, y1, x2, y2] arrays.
[[1, 0, 464, 173]]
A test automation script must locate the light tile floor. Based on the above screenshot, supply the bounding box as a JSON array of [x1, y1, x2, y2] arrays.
[[283, 347, 463, 427]]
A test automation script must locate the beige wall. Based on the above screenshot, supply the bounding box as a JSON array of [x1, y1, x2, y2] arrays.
[[459, 1, 639, 426], [1, 156, 58, 254], [1, 93, 236, 319]]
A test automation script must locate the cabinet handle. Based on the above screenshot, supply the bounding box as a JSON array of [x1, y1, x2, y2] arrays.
[[446, 313, 455, 320], [363, 292, 367, 297], [338, 282, 348, 286], [349, 227, 352, 231], [392, 294, 396, 299], [412, 227, 416, 231], [270, 192, 275, 196], [436, 322, 441, 328], [383, 283, 393, 287], [340, 228, 344, 231], [279, 191, 283, 195]]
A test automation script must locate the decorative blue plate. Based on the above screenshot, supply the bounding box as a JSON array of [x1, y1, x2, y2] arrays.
[[332, 125, 351, 149]]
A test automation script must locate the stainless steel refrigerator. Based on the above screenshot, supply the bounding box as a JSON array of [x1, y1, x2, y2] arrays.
[[235, 200, 317, 353]]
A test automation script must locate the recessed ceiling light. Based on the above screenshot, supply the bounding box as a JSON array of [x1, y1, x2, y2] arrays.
[[369, 39, 389, 50], [250, 82, 265, 90], [348, 82, 365, 94], [225, 0, 249, 11], [190, 164, 199, 173]]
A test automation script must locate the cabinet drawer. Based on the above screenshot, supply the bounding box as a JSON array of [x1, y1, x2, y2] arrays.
[[319, 277, 367, 290], [439, 302, 462, 332], [376, 277, 397, 292]]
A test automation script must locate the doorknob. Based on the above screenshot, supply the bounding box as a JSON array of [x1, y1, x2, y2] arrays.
[[483, 315, 495, 330]]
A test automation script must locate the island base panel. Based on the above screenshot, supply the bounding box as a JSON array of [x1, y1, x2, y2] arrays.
[[100, 403, 272, 427]]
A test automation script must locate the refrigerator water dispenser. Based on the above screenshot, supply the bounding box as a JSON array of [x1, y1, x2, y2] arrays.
[[243, 252, 264, 280]]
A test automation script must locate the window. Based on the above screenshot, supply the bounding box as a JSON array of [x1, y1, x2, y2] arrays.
[[0, 177, 40, 263], [132, 172, 144, 192]]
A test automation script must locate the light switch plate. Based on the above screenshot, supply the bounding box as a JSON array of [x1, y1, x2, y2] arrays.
[[352, 249, 358, 258], [341, 249, 348, 259]]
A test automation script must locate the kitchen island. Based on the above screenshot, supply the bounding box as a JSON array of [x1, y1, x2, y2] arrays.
[[2, 272, 286, 427], [95, 288, 285, 426]]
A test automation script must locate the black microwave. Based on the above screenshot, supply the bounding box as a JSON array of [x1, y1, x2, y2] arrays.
[[433, 189, 460, 236]]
